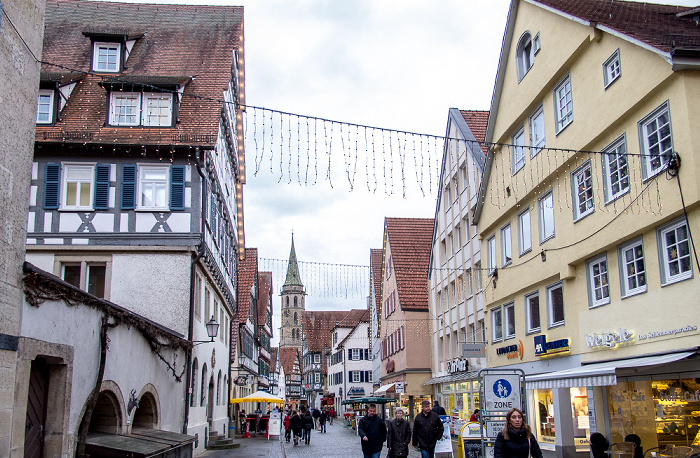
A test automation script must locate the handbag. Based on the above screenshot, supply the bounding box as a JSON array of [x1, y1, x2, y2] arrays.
[[528, 436, 531, 458]]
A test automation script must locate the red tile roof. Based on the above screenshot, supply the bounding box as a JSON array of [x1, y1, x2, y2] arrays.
[[236, 248, 257, 324], [279, 347, 300, 377], [37, 0, 243, 147], [370, 249, 383, 318], [257, 271, 272, 328], [536, 0, 699, 54], [302, 310, 353, 353], [460, 110, 489, 150], [270, 347, 279, 372], [384, 217, 434, 312], [336, 310, 370, 348]]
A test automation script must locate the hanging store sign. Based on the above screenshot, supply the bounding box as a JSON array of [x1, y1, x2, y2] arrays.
[[534, 335, 569, 357], [584, 328, 634, 349], [462, 343, 486, 358], [447, 358, 468, 374], [496, 340, 523, 359]]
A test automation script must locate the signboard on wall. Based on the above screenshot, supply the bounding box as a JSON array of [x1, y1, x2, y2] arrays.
[[395, 382, 405, 394]]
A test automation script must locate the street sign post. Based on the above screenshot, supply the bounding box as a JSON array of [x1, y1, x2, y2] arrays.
[[482, 373, 521, 411], [478, 369, 526, 458]]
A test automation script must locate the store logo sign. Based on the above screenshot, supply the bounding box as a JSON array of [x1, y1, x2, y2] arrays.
[[584, 328, 634, 349], [447, 358, 468, 374], [496, 340, 523, 359], [534, 335, 569, 357]]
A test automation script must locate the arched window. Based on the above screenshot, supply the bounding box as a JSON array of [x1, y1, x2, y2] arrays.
[[294, 312, 297, 324], [200, 364, 208, 407], [190, 358, 198, 407], [293, 297, 298, 307], [217, 370, 222, 406], [133, 392, 158, 429], [88, 390, 122, 434], [516, 31, 534, 81], [286, 297, 289, 307]]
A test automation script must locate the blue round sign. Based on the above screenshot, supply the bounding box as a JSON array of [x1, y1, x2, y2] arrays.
[[493, 379, 512, 398]]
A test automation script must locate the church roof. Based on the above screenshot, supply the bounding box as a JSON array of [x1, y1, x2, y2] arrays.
[[283, 236, 304, 287]]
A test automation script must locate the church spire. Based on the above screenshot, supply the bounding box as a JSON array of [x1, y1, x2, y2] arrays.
[[283, 235, 303, 287]]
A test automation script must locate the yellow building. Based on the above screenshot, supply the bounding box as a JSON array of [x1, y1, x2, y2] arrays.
[[474, 1, 700, 457]]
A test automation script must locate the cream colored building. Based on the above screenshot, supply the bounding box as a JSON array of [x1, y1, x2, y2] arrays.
[[426, 109, 489, 423], [474, 1, 700, 457]]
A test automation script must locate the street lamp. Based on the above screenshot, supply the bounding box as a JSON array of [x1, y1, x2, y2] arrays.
[[193, 316, 219, 345]]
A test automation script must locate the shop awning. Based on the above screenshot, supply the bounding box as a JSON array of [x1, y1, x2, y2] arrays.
[[422, 371, 478, 386], [525, 351, 695, 389], [373, 383, 396, 395]]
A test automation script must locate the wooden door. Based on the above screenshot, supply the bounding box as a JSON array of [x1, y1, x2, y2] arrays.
[[25, 358, 50, 458]]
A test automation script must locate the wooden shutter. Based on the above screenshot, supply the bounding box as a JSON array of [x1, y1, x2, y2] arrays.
[[43, 163, 60, 209], [93, 164, 110, 210], [169, 165, 185, 210], [120, 164, 136, 209]]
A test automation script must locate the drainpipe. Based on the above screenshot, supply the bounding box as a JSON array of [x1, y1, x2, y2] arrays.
[[183, 147, 207, 435]]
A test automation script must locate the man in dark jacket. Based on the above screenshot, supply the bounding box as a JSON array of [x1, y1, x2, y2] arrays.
[[432, 401, 447, 416], [358, 403, 387, 458], [387, 407, 412, 458], [412, 400, 445, 458]]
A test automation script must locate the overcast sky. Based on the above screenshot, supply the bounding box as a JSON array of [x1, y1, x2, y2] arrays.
[[103, 0, 699, 344]]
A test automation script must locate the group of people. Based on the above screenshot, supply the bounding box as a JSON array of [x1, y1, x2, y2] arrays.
[[282, 406, 334, 446]]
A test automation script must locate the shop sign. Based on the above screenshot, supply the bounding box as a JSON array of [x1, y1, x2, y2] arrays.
[[485, 419, 506, 438], [462, 343, 486, 358], [584, 328, 634, 349], [657, 388, 700, 402], [447, 357, 468, 374], [395, 382, 405, 394], [638, 325, 697, 341], [347, 386, 365, 396], [534, 335, 569, 357], [386, 359, 395, 373], [496, 340, 523, 359], [233, 375, 251, 386]]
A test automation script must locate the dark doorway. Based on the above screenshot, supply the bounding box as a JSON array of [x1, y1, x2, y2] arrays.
[[25, 358, 50, 458]]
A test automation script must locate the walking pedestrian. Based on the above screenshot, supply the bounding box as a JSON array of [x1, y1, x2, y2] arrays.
[[303, 409, 314, 444], [494, 408, 543, 458], [358, 403, 387, 458], [283, 411, 291, 442], [412, 400, 444, 458], [432, 401, 447, 416], [312, 406, 321, 428], [329, 407, 335, 425], [290, 410, 302, 446], [387, 407, 411, 458], [319, 408, 328, 433]]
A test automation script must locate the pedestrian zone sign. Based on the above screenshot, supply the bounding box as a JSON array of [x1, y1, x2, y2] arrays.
[[483, 374, 521, 412]]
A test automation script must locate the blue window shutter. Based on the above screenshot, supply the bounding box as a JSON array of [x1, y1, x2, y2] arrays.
[[169, 165, 185, 210], [360, 371, 365, 383], [93, 164, 110, 210], [121, 164, 136, 209], [348, 349, 352, 360], [365, 349, 369, 360], [365, 371, 369, 382], [44, 163, 61, 209], [348, 371, 352, 381]]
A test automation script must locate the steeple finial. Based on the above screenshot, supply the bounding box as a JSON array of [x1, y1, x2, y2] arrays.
[[283, 235, 303, 287]]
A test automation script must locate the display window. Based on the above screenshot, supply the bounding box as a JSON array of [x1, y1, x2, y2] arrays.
[[570, 387, 590, 451], [534, 388, 556, 445]]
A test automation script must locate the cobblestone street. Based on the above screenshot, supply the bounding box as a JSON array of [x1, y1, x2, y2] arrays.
[[199, 419, 426, 458]]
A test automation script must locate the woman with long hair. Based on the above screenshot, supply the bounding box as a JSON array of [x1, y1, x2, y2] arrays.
[[494, 408, 543, 458]]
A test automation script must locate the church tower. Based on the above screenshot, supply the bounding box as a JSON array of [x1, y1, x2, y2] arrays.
[[279, 235, 305, 351]]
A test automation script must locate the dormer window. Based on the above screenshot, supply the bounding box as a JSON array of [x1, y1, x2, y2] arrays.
[[109, 91, 173, 127], [516, 31, 535, 81], [93, 42, 121, 72], [37, 89, 56, 124]]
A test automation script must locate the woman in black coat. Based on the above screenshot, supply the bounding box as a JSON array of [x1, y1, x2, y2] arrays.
[[303, 410, 314, 444], [387, 408, 412, 457], [494, 408, 543, 458], [290, 410, 302, 446]]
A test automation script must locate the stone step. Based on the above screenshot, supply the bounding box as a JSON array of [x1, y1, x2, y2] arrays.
[[206, 437, 240, 450]]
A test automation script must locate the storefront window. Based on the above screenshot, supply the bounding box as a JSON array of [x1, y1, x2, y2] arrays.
[[534, 389, 555, 445], [445, 383, 454, 392], [570, 387, 590, 451]]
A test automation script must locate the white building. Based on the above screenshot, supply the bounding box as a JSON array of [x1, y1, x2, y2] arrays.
[[369, 249, 383, 392], [327, 310, 372, 405], [425, 109, 489, 421]]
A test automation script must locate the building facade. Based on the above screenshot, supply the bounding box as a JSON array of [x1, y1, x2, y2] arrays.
[[369, 249, 383, 394], [326, 310, 372, 405], [425, 109, 489, 423], [279, 237, 305, 352], [279, 347, 301, 409], [474, 1, 700, 457]]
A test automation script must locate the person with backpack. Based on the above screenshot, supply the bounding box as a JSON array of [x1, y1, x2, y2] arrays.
[[303, 410, 314, 444]]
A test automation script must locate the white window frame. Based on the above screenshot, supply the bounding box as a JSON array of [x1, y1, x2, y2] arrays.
[[501, 223, 512, 267], [93, 41, 121, 73], [529, 105, 546, 155], [37, 89, 55, 124], [61, 163, 95, 210], [603, 49, 621, 89], [487, 235, 496, 275], [351, 348, 360, 361], [314, 354, 321, 364], [618, 238, 647, 298], [546, 282, 564, 328], [137, 165, 169, 210], [602, 135, 630, 203], [516, 31, 534, 82], [533, 32, 541, 54], [538, 191, 555, 244], [315, 372, 321, 384], [56, 255, 111, 300], [525, 291, 540, 334], [512, 127, 526, 174], [657, 218, 693, 286], [491, 306, 503, 343], [639, 101, 673, 180], [504, 302, 515, 339], [572, 161, 594, 221], [110, 92, 141, 126], [554, 74, 573, 133], [518, 207, 532, 256], [586, 254, 610, 308], [141, 92, 173, 127], [352, 371, 360, 383]]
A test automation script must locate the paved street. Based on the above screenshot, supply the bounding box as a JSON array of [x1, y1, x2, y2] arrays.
[[198, 419, 427, 458]]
